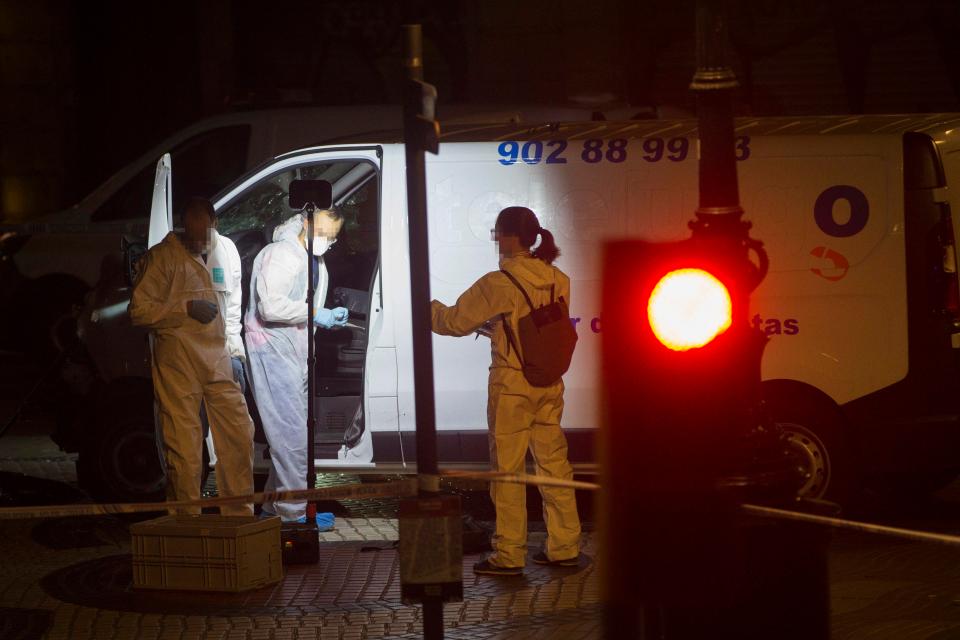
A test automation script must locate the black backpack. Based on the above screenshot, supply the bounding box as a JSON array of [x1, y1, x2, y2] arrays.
[[499, 269, 579, 387]]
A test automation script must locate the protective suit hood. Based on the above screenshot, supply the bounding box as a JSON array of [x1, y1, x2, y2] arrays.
[[273, 213, 305, 245], [161, 230, 188, 254], [433, 250, 571, 371], [499, 254, 560, 291]]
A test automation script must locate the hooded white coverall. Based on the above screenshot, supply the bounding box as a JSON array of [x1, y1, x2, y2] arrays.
[[432, 254, 581, 568], [244, 214, 328, 521], [202, 230, 247, 468], [129, 232, 255, 515]]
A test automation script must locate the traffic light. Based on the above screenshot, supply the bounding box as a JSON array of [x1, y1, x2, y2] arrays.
[[602, 234, 766, 475], [599, 232, 769, 632], [597, 3, 829, 636]]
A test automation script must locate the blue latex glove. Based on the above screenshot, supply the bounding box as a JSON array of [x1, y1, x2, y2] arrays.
[[314, 306, 349, 329]]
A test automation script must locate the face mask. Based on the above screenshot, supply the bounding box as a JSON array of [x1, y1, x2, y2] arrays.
[[312, 237, 334, 256]]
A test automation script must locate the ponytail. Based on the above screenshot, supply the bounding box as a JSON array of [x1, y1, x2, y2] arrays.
[[531, 227, 560, 264], [494, 206, 562, 265]]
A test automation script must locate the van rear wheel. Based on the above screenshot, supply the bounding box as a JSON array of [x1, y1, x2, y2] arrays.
[[779, 422, 832, 499], [78, 414, 166, 504], [763, 383, 855, 505], [77, 382, 210, 504]]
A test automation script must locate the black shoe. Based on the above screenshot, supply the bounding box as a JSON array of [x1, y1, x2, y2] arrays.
[[473, 559, 523, 576], [532, 551, 579, 567]]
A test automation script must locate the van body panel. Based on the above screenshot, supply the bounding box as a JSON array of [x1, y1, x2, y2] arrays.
[[67, 114, 960, 482], [410, 133, 909, 442], [3, 106, 598, 287]]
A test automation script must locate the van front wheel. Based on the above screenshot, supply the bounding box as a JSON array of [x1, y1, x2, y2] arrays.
[[763, 383, 855, 505]]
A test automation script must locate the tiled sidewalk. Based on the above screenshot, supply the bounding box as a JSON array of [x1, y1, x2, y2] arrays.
[[0, 513, 600, 639], [0, 445, 601, 639], [18, 419, 960, 639], [0, 436, 79, 485]]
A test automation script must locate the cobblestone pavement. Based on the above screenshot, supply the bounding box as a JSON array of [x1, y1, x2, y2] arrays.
[[9, 376, 960, 638], [0, 514, 600, 639], [829, 524, 960, 640], [0, 437, 78, 485], [0, 435, 602, 639], [10, 448, 960, 638]]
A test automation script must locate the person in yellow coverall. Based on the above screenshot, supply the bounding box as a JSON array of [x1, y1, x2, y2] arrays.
[[130, 198, 254, 515], [431, 206, 581, 576]]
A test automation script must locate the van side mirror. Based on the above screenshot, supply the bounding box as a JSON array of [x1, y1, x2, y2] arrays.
[[125, 241, 147, 286], [289, 180, 332, 210]]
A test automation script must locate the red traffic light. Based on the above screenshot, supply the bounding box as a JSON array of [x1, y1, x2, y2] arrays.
[[647, 268, 732, 351]]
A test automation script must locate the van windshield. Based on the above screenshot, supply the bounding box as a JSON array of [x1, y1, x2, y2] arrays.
[[216, 162, 367, 236]]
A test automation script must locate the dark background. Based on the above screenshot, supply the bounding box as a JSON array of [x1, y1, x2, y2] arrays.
[[1, 0, 959, 221]]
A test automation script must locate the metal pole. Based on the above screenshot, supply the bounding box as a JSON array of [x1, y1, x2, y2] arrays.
[[683, 3, 828, 638], [402, 23, 444, 640], [402, 23, 440, 486], [305, 204, 317, 521], [690, 0, 743, 236]]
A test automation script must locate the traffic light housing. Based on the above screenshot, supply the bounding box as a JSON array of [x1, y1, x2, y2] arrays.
[[602, 234, 767, 481], [599, 232, 769, 612]]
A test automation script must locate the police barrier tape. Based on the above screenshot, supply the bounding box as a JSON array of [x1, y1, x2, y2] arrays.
[[741, 503, 960, 547], [4, 469, 960, 549], [0, 478, 419, 520], [439, 469, 603, 491], [444, 472, 960, 548], [0, 472, 593, 520]]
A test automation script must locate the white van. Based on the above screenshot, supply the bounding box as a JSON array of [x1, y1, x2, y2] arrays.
[[0, 105, 596, 355], [78, 114, 960, 504]]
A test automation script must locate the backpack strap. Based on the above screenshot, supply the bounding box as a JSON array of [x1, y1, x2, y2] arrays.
[[500, 269, 536, 311], [500, 312, 524, 366]]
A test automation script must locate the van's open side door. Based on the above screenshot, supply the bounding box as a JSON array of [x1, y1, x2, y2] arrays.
[[148, 154, 172, 248]]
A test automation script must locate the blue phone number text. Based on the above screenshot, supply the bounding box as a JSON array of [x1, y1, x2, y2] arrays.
[[497, 137, 751, 166]]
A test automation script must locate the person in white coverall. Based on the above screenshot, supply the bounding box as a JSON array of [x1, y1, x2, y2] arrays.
[[244, 209, 348, 522], [190, 200, 248, 471], [129, 197, 255, 515], [431, 206, 581, 576]]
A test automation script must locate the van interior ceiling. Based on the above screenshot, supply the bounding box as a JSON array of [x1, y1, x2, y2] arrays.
[[217, 158, 380, 459]]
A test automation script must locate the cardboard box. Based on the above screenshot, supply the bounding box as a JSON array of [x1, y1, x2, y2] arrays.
[[131, 514, 282, 592]]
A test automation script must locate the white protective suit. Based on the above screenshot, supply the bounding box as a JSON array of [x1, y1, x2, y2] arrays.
[[244, 214, 328, 521], [129, 232, 255, 515], [202, 230, 246, 468], [432, 253, 581, 568], [209, 230, 247, 361]]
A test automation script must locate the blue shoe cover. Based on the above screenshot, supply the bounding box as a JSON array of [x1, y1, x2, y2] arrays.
[[295, 512, 335, 531]]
